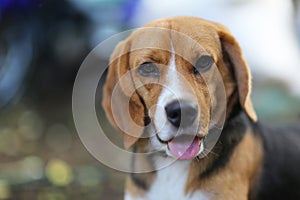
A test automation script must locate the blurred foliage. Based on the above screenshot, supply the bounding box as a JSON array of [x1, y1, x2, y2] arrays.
[[0, 99, 125, 199], [252, 78, 300, 122]]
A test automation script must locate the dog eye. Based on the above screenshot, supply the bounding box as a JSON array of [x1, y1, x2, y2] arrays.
[[137, 62, 159, 77], [193, 55, 213, 74]]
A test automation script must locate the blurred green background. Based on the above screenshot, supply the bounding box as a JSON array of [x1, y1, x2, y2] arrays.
[[0, 0, 300, 199]]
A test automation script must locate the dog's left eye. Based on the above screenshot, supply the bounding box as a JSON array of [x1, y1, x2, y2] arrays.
[[137, 62, 159, 77], [193, 55, 213, 74]]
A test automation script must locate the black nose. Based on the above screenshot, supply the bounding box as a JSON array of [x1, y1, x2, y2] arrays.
[[165, 100, 198, 128]]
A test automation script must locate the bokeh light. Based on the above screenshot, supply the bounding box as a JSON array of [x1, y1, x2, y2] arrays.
[[46, 159, 73, 187]]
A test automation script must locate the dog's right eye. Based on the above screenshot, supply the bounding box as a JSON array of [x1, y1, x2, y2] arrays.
[[137, 62, 159, 77], [193, 55, 213, 75]]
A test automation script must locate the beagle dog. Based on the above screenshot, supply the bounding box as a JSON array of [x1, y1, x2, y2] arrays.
[[102, 17, 300, 200]]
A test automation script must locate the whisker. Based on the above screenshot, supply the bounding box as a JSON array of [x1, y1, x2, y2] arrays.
[[199, 149, 209, 158], [204, 149, 219, 157]]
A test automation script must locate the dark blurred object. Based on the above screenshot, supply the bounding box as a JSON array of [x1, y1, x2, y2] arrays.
[[0, 0, 91, 108], [0, 0, 39, 107], [0, 1, 131, 199], [0, 0, 140, 109]]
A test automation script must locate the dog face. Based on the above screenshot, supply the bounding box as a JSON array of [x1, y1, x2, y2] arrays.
[[102, 17, 257, 160]]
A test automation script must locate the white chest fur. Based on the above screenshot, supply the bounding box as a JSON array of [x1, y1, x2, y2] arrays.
[[125, 160, 210, 200]]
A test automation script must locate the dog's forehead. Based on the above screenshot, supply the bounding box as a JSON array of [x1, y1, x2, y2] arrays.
[[128, 17, 221, 61], [130, 28, 171, 51]]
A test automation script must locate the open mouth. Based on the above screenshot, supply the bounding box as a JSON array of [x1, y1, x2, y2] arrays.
[[166, 135, 203, 160]]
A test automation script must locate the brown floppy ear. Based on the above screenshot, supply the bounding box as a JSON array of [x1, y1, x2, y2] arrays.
[[102, 40, 145, 149], [217, 27, 257, 122]]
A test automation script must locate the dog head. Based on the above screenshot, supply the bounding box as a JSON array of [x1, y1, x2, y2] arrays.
[[102, 17, 257, 160]]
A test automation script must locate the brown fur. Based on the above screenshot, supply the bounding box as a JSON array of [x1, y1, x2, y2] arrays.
[[185, 130, 263, 199]]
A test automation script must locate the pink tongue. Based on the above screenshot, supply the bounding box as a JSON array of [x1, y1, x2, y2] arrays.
[[168, 137, 200, 160]]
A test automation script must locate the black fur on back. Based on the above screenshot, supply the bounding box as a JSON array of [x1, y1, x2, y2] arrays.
[[250, 121, 300, 200]]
